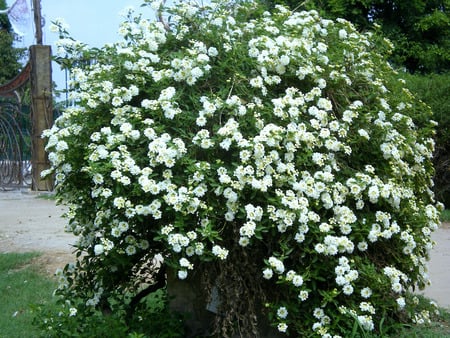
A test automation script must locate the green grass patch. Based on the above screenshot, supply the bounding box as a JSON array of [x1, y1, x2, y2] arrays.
[[0, 252, 58, 338], [395, 310, 450, 337], [441, 210, 450, 222], [35, 193, 57, 201]]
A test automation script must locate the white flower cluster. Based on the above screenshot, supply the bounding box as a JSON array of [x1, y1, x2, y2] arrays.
[[383, 266, 409, 294], [311, 307, 334, 336], [239, 203, 263, 244], [334, 256, 358, 296], [338, 305, 375, 332]]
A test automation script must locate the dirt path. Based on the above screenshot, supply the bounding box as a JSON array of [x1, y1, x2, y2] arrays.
[[422, 222, 450, 308], [0, 190, 449, 308], [0, 190, 76, 274]]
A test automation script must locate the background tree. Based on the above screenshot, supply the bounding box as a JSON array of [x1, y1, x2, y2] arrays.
[[267, 0, 450, 74], [403, 72, 450, 207], [0, 0, 26, 84]]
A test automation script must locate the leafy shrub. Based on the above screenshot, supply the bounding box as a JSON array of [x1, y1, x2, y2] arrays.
[[401, 72, 450, 207], [42, 1, 443, 336]]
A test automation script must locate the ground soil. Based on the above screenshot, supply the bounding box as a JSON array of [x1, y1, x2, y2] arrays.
[[0, 190, 75, 276]]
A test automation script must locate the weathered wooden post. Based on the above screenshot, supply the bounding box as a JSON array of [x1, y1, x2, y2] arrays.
[[33, 0, 43, 45], [29, 0, 53, 191], [30, 45, 53, 191]]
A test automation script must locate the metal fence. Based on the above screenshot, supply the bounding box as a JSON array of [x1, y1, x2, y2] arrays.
[[0, 63, 32, 189]]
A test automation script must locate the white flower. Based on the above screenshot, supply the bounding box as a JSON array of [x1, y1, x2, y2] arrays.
[[317, 98, 332, 111], [277, 323, 288, 333], [361, 287, 373, 299], [55, 141, 69, 151], [292, 275, 304, 287], [295, 233, 305, 243], [225, 211, 235, 221], [335, 276, 346, 286], [43, 5, 439, 337], [113, 197, 126, 209], [262, 268, 273, 280], [179, 257, 193, 269], [239, 236, 250, 247], [112, 96, 123, 107], [357, 315, 374, 331], [313, 308, 324, 319], [178, 270, 188, 280], [368, 185, 379, 203], [207, 46, 218, 57], [159, 86, 176, 100], [338, 29, 348, 39], [220, 138, 232, 150], [277, 306, 288, 319], [126, 245, 136, 255], [240, 221, 256, 237], [358, 129, 370, 140], [69, 307, 77, 317], [196, 115, 207, 126], [212, 245, 229, 260], [312, 152, 325, 166], [249, 76, 264, 88], [396, 297, 406, 309], [315, 241, 328, 253], [268, 256, 285, 274], [391, 282, 402, 293], [94, 244, 104, 255], [342, 284, 354, 295], [298, 290, 309, 301], [93, 173, 104, 184], [194, 243, 204, 256]]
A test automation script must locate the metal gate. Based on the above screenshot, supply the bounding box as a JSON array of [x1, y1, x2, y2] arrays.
[[0, 63, 32, 189], [1, 1, 53, 191]]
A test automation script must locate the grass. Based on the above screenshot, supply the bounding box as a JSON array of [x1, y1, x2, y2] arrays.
[[0, 252, 58, 338], [441, 209, 450, 222], [395, 304, 450, 338], [35, 193, 57, 201], [1, 253, 450, 337]]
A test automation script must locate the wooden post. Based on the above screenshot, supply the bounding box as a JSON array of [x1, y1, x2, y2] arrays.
[[33, 0, 43, 44], [30, 45, 53, 191]]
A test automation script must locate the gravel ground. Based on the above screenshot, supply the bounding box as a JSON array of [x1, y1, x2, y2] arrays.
[[0, 189, 449, 308]]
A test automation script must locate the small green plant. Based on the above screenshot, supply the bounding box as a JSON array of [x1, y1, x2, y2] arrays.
[[33, 287, 185, 337], [393, 295, 450, 338]]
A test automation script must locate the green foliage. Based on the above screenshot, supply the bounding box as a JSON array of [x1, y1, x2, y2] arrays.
[[402, 72, 450, 206], [392, 295, 450, 337], [441, 210, 450, 222], [34, 288, 185, 337], [42, 1, 442, 337], [0, 0, 26, 84], [269, 0, 450, 73]]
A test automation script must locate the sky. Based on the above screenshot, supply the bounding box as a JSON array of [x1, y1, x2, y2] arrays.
[[7, 0, 157, 94]]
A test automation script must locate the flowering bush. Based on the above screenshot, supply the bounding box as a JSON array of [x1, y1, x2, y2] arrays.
[[43, 0, 443, 337]]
